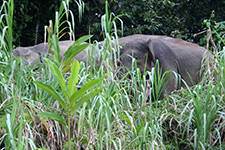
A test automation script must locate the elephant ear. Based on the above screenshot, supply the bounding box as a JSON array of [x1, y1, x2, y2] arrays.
[[147, 38, 176, 64], [147, 39, 156, 64], [146, 38, 181, 97]]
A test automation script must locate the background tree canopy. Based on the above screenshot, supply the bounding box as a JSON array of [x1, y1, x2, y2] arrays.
[[13, 0, 225, 46]]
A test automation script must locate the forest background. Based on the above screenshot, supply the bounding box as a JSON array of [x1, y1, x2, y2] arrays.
[[13, 0, 225, 47]]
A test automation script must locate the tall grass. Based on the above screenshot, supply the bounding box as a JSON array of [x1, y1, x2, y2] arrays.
[[0, 0, 224, 149], [0, 1, 26, 149], [0, 0, 13, 60]]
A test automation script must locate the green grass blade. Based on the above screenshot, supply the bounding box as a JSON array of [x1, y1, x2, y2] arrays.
[[6, 114, 17, 150], [45, 58, 67, 96], [34, 81, 66, 110], [69, 73, 109, 103], [39, 112, 66, 126], [71, 87, 104, 114]]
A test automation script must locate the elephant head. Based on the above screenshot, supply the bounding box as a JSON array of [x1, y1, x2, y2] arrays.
[[13, 40, 90, 64], [119, 40, 154, 75], [119, 36, 213, 97]]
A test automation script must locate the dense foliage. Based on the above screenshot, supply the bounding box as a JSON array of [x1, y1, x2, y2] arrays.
[[13, 0, 60, 45], [1, 0, 225, 149], [13, 0, 225, 46]]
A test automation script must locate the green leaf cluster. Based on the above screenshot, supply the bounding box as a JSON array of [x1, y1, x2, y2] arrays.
[[35, 57, 109, 150]]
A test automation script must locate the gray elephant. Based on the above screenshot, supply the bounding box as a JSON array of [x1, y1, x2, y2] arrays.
[[13, 34, 212, 98], [119, 35, 213, 98], [12, 34, 162, 64], [13, 40, 89, 64]]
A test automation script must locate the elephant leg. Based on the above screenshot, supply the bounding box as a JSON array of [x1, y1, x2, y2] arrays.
[[163, 71, 181, 94], [156, 61, 181, 99], [150, 62, 178, 100]]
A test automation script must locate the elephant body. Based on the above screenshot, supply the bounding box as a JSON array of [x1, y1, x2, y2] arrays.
[[13, 40, 87, 64], [12, 34, 164, 64], [120, 35, 213, 96], [13, 34, 212, 97], [13, 43, 48, 64]]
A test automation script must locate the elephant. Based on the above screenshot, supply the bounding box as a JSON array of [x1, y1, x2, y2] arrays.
[[13, 34, 213, 98], [13, 43, 47, 64], [119, 35, 213, 98], [13, 40, 88, 64], [12, 34, 163, 64]]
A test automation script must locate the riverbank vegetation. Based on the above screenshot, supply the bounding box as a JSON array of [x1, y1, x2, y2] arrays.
[[0, 0, 224, 149]]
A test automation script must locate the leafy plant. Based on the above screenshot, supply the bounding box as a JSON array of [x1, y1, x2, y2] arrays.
[[42, 0, 93, 72], [35, 58, 109, 150], [198, 12, 225, 51], [51, 33, 92, 71], [1, 0, 225, 149], [62, 35, 92, 70]]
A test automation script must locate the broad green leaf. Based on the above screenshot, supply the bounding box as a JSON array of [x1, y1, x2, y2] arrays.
[[63, 43, 89, 67], [74, 35, 93, 45], [62, 59, 73, 73], [71, 87, 104, 114], [67, 59, 80, 96], [45, 58, 67, 96], [39, 112, 66, 126], [63, 42, 89, 59], [52, 35, 60, 65], [34, 81, 66, 110], [69, 73, 109, 103]]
